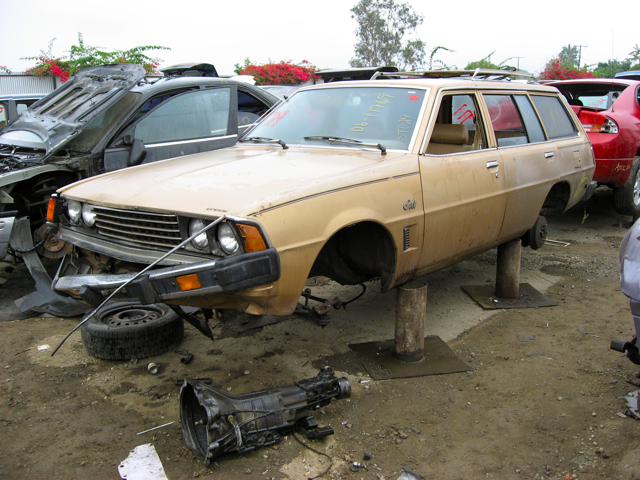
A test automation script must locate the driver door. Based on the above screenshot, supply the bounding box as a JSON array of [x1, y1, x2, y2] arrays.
[[103, 85, 239, 171]]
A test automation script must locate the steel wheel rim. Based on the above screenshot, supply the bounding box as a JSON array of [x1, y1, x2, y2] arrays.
[[102, 306, 163, 327], [634, 170, 640, 206]]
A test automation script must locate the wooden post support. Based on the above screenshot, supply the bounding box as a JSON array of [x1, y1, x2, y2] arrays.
[[394, 280, 427, 362], [496, 239, 521, 299]]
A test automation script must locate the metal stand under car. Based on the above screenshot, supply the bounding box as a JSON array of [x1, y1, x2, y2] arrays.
[[462, 220, 557, 310], [348, 280, 469, 380]]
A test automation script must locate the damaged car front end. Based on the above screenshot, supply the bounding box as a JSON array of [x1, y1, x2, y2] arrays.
[[47, 196, 281, 311], [0, 63, 278, 315]]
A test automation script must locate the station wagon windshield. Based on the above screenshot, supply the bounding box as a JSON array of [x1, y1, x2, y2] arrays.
[[247, 86, 428, 150]]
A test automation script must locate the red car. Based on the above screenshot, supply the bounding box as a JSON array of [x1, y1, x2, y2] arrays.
[[550, 78, 640, 215]]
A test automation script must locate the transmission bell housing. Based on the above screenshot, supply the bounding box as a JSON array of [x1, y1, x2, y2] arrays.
[[179, 366, 351, 465]]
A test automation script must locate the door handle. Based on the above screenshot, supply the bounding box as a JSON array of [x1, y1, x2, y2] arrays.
[[486, 160, 499, 169], [544, 152, 555, 159]]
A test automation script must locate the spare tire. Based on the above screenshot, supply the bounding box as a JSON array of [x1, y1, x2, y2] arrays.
[[81, 301, 184, 360]]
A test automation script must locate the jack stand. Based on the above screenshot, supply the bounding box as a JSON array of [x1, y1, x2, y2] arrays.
[[348, 280, 468, 380], [463, 239, 556, 309]]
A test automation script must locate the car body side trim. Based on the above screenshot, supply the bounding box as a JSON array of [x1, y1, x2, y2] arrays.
[[146, 134, 237, 149]]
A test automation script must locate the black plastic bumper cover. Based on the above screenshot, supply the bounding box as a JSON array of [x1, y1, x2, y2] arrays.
[[127, 248, 281, 305]]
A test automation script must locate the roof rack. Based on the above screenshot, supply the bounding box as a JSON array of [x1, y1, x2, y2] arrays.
[[371, 68, 535, 82], [317, 66, 399, 83]]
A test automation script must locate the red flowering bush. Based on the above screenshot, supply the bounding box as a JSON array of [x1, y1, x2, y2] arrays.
[[239, 60, 318, 85], [540, 59, 595, 80], [25, 57, 72, 82], [23, 35, 168, 83]]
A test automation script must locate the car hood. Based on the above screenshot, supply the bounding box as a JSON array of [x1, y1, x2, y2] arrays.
[[58, 145, 404, 217], [0, 64, 145, 158]]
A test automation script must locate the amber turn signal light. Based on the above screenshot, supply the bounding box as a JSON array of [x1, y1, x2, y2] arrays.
[[236, 224, 267, 252], [46, 197, 57, 222], [176, 274, 202, 292]]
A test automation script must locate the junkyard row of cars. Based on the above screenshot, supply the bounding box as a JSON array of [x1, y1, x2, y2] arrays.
[[1, 64, 640, 367]]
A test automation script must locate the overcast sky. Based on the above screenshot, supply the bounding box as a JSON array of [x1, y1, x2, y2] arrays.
[[1, 0, 637, 77]]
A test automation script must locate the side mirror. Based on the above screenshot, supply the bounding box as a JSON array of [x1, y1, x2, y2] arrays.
[[127, 138, 147, 167]]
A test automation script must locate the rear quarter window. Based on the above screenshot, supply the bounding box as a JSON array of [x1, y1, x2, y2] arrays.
[[530, 95, 577, 139]]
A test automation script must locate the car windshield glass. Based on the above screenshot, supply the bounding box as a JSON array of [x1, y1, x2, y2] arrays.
[[248, 86, 428, 150], [63, 92, 141, 153]]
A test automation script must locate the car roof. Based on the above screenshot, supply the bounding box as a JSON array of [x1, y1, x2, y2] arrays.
[[130, 76, 278, 101], [547, 78, 640, 87], [297, 77, 559, 94]]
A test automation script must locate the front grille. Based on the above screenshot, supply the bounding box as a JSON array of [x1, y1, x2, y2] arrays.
[[93, 206, 182, 250]]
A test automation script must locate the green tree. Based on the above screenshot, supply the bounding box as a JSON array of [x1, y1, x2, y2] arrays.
[[627, 44, 640, 69], [349, 0, 426, 69], [559, 44, 579, 68], [427, 46, 454, 70], [593, 59, 633, 78], [464, 51, 519, 71], [234, 57, 253, 75]]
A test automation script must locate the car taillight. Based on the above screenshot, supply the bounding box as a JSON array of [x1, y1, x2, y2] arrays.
[[579, 111, 619, 134]]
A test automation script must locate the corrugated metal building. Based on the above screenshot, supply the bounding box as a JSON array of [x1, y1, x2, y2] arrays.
[[0, 74, 57, 94]]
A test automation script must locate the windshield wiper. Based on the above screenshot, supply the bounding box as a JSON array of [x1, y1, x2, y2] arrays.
[[240, 136, 288, 150], [304, 136, 386, 155]]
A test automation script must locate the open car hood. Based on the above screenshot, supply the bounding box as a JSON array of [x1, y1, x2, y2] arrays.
[[0, 64, 146, 158]]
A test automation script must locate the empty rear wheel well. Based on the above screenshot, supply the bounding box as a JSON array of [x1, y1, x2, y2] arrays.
[[308, 222, 396, 290], [542, 182, 571, 215]]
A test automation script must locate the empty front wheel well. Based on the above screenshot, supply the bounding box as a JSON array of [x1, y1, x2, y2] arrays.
[[308, 221, 396, 290]]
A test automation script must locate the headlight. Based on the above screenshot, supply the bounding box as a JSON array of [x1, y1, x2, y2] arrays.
[[67, 200, 81, 225], [218, 223, 239, 254], [189, 219, 209, 250], [82, 203, 97, 227]]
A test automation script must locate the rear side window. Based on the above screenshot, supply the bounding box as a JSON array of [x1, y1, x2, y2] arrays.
[[484, 95, 528, 146], [530, 95, 577, 139], [16, 99, 37, 115]]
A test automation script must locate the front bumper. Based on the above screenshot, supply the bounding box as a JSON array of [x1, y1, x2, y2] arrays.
[[53, 248, 281, 306]]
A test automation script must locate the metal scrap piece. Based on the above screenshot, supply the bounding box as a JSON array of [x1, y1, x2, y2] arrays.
[[621, 390, 640, 419]]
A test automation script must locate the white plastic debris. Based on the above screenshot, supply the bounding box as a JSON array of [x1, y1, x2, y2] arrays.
[[37, 344, 50, 351], [118, 444, 168, 480], [397, 469, 421, 480], [621, 389, 640, 419]]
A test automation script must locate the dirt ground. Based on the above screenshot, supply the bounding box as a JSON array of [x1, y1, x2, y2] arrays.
[[2, 189, 640, 480]]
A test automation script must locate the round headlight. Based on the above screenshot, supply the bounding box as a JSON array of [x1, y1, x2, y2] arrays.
[[189, 219, 209, 250], [82, 203, 97, 227], [67, 200, 81, 225], [218, 223, 239, 254]]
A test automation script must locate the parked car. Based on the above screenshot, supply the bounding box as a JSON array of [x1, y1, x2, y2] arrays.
[[49, 70, 595, 323], [258, 85, 301, 99], [0, 63, 278, 258], [611, 217, 640, 365], [615, 71, 640, 81], [0, 93, 45, 130], [549, 78, 640, 215]]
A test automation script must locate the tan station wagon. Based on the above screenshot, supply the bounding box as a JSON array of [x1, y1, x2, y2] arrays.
[[48, 70, 595, 318]]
